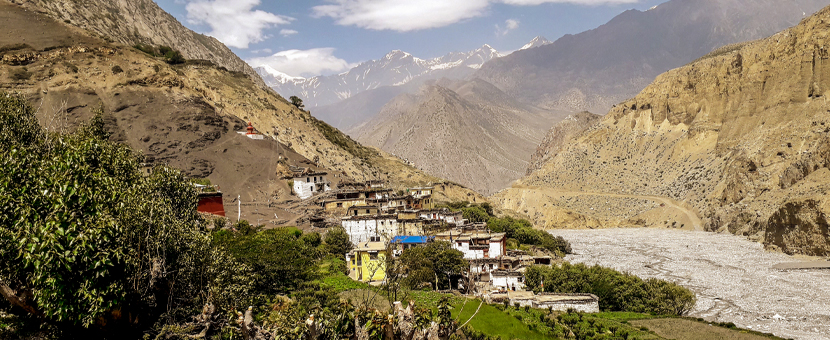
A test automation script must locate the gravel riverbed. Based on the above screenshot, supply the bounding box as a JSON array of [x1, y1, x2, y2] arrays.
[[550, 228, 830, 340]]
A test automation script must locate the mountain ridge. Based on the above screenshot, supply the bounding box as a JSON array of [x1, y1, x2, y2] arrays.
[[495, 2, 830, 256], [475, 0, 830, 114]]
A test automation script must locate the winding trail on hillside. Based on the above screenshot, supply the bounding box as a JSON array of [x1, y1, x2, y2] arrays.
[[511, 185, 703, 231]]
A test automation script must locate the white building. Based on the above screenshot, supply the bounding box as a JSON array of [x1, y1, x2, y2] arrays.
[[341, 215, 400, 244], [409, 187, 433, 198], [293, 172, 331, 199], [491, 271, 525, 291], [436, 232, 506, 260], [419, 209, 464, 226]]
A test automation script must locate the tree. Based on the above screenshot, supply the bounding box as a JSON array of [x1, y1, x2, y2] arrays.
[[290, 95, 304, 109], [0, 93, 251, 335], [399, 241, 467, 290], [324, 227, 353, 258], [212, 228, 316, 295]]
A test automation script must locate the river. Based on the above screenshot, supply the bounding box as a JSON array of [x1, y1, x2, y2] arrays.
[[550, 228, 830, 340]]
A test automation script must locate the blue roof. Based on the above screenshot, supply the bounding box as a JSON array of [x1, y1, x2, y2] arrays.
[[390, 236, 433, 244]]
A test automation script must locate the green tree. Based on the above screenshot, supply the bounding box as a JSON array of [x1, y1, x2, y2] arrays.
[[399, 241, 467, 290], [462, 206, 490, 223], [290, 95, 304, 109], [212, 228, 316, 295], [324, 227, 353, 258], [0, 93, 251, 334]]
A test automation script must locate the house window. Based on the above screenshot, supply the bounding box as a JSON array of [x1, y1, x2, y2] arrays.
[[306, 177, 310, 183], [369, 252, 378, 260], [337, 203, 343, 207]]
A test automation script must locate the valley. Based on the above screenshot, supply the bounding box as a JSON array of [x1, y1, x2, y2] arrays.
[[555, 228, 830, 340]]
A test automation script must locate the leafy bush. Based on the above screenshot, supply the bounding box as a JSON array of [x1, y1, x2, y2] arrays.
[[524, 263, 696, 315], [488, 216, 571, 255], [111, 65, 123, 74], [212, 227, 316, 295]]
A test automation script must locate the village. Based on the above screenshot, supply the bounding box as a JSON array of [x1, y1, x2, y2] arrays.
[[289, 168, 599, 313]]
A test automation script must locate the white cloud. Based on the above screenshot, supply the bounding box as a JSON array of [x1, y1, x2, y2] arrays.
[[280, 29, 299, 37], [247, 48, 357, 78], [496, 19, 520, 36], [312, 0, 491, 31], [185, 0, 293, 49], [313, 0, 642, 31]]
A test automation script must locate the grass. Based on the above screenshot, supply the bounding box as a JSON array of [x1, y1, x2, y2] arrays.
[[453, 300, 551, 340], [631, 318, 784, 340]]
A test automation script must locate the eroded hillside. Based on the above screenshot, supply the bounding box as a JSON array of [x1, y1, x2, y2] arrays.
[[496, 5, 830, 255], [10, 0, 269, 89], [0, 0, 482, 225]]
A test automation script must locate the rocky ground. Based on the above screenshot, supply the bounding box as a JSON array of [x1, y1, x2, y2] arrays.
[[552, 228, 830, 340]]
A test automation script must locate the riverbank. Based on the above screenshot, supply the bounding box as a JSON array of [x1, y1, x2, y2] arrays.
[[551, 228, 830, 340]]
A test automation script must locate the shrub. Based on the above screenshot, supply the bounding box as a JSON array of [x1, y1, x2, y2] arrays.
[[323, 227, 353, 258], [9, 67, 31, 81], [111, 65, 123, 74], [524, 263, 696, 316]]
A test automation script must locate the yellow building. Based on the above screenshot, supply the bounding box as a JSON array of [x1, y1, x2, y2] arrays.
[[347, 242, 388, 282]]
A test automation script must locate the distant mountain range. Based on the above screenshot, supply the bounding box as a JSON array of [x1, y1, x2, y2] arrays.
[[256, 44, 506, 108], [255, 35, 554, 109], [476, 0, 830, 114]]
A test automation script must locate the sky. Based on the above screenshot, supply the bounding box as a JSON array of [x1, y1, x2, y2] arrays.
[[155, 0, 672, 78]]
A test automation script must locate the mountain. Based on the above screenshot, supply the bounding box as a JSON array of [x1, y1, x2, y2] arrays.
[[0, 0, 481, 225], [526, 111, 602, 176], [476, 0, 830, 114], [352, 78, 569, 195], [494, 3, 830, 256], [8, 0, 268, 89], [520, 36, 552, 50], [256, 45, 505, 108]]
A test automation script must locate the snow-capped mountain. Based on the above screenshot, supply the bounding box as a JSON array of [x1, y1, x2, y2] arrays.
[[519, 36, 552, 50], [255, 44, 505, 108]]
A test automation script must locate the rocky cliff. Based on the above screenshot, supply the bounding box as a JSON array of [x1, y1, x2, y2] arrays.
[[10, 0, 267, 89], [496, 4, 830, 255], [527, 111, 601, 175]]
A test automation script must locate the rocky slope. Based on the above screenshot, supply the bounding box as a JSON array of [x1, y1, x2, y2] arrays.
[[11, 0, 267, 89], [495, 4, 830, 256], [258, 45, 504, 109], [0, 0, 482, 226], [526, 111, 601, 175], [352, 78, 568, 195], [476, 0, 830, 114]]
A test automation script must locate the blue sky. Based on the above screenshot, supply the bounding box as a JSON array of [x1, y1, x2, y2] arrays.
[[156, 0, 671, 78]]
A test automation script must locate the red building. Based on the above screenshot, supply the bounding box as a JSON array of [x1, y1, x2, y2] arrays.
[[197, 192, 226, 217]]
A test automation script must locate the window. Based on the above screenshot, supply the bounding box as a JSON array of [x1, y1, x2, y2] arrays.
[[337, 203, 343, 207], [369, 252, 378, 260], [306, 177, 310, 183]]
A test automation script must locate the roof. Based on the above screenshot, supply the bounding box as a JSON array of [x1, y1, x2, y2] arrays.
[[390, 235, 433, 244], [294, 172, 328, 178], [352, 242, 388, 252]]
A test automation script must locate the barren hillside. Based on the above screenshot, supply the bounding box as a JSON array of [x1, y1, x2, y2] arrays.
[[495, 4, 830, 256], [10, 0, 268, 89], [0, 0, 482, 226], [353, 78, 568, 195]]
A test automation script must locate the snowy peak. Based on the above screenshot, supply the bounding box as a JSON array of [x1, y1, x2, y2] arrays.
[[262, 44, 506, 107], [255, 65, 305, 86], [520, 36, 552, 50]]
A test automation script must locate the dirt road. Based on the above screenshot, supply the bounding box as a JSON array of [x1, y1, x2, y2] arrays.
[[511, 185, 703, 231]]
